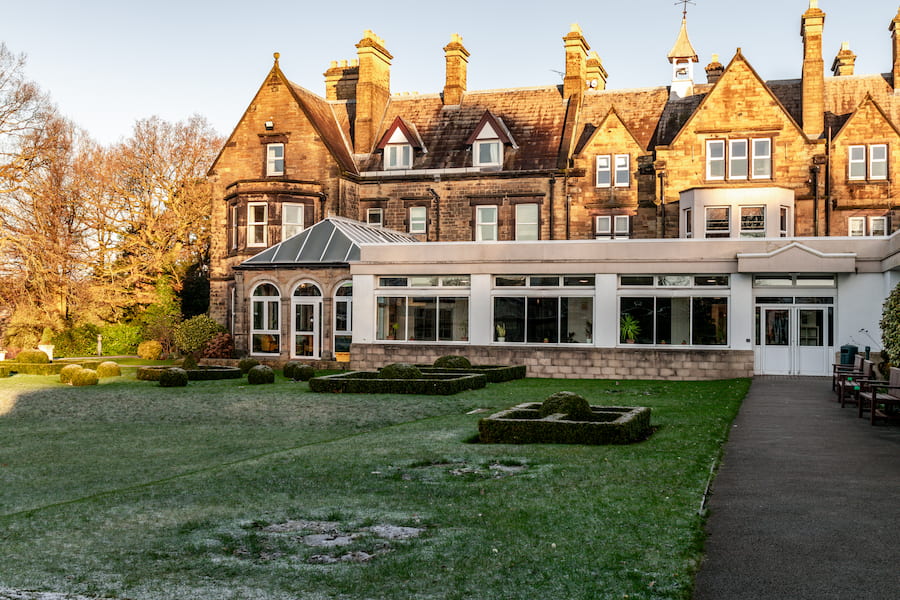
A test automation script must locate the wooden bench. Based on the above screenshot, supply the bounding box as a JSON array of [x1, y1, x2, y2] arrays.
[[837, 359, 874, 408], [860, 366, 900, 425], [832, 354, 864, 392]]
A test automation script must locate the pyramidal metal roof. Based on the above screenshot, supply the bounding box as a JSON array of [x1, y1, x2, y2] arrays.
[[239, 217, 420, 267]]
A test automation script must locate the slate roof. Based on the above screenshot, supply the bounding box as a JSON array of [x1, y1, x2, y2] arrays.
[[239, 217, 419, 267]]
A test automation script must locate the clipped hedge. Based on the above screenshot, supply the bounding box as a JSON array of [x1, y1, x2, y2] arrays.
[[2, 362, 66, 376], [478, 403, 652, 445], [159, 368, 189, 387], [96, 361, 121, 378], [416, 364, 526, 383], [292, 364, 316, 382], [0, 366, 10, 378], [310, 371, 486, 395], [59, 364, 83, 384], [16, 349, 50, 364], [379, 363, 423, 379], [247, 365, 275, 385], [136, 365, 242, 381], [539, 391, 593, 421], [71, 368, 100, 387], [433, 355, 472, 369], [238, 358, 260, 374]]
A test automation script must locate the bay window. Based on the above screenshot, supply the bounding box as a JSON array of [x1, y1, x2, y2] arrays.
[[247, 203, 267, 247]]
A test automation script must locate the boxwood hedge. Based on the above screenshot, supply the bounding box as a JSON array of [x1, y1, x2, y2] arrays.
[[416, 364, 526, 383], [136, 365, 242, 381], [310, 371, 486, 395], [478, 403, 651, 445]]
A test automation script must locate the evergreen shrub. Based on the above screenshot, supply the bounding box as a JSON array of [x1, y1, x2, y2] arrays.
[[433, 355, 472, 369], [173, 315, 225, 357], [247, 365, 275, 385], [379, 363, 422, 379], [539, 391, 594, 421], [880, 281, 900, 368], [159, 367, 189, 387], [310, 371, 486, 395], [293, 364, 316, 381], [202, 332, 234, 358], [181, 354, 199, 370], [282, 361, 300, 379], [59, 364, 83, 384], [238, 358, 260, 373], [71, 368, 99, 387], [96, 361, 121, 378], [137, 340, 164, 361], [16, 349, 50, 364]]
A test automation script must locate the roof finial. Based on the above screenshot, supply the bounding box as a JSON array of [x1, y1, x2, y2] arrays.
[[676, 0, 695, 20], [273, 52, 280, 65]]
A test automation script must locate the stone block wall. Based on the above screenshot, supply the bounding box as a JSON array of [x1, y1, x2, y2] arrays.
[[349, 343, 755, 381]]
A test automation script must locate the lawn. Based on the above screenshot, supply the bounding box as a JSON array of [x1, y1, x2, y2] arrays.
[[0, 371, 749, 600]]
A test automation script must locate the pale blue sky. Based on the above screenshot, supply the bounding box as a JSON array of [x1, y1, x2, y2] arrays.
[[5, 0, 899, 144]]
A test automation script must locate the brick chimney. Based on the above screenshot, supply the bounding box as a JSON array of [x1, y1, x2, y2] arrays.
[[891, 8, 900, 92], [801, 0, 826, 139], [831, 42, 856, 76], [586, 51, 608, 91], [443, 33, 469, 105], [354, 30, 392, 153], [563, 24, 590, 98], [705, 54, 724, 84], [324, 59, 359, 101]]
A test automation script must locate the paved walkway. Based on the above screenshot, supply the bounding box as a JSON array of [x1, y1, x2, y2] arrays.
[[692, 376, 900, 600]]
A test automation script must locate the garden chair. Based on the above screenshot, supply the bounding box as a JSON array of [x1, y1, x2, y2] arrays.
[[837, 360, 874, 408], [859, 366, 900, 425], [832, 354, 863, 392]]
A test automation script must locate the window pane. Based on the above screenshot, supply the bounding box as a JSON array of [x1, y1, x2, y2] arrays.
[[870, 217, 888, 236], [614, 154, 630, 186], [440, 276, 471, 287], [409, 297, 437, 341], [496, 275, 526, 287], [293, 282, 321, 296], [764, 309, 790, 346], [871, 144, 887, 179], [620, 275, 654, 286], [527, 297, 559, 343], [438, 297, 469, 341], [267, 300, 279, 330], [335, 301, 349, 333], [705, 207, 730, 238], [656, 297, 691, 345], [657, 275, 692, 287], [849, 146, 866, 179], [729, 140, 748, 179], [409, 276, 439, 287], [596, 155, 611, 187], [740, 206, 765, 237], [530, 276, 560, 286], [752, 139, 772, 178], [252, 301, 264, 330], [692, 297, 728, 345], [561, 297, 593, 343], [516, 203, 539, 240], [376, 296, 407, 340], [494, 297, 525, 342], [707, 140, 725, 178], [564, 276, 595, 287], [848, 217, 865, 236], [379, 277, 408, 287], [620, 297, 654, 344], [613, 215, 630, 236], [695, 275, 729, 287]]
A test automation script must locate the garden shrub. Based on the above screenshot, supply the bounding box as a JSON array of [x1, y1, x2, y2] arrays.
[[202, 332, 234, 358], [71, 368, 99, 387], [137, 340, 163, 361], [293, 364, 316, 382], [379, 363, 422, 380], [539, 391, 594, 421], [417, 364, 527, 383], [247, 365, 275, 385], [173, 315, 225, 357], [880, 280, 900, 369], [310, 371, 486, 395], [238, 358, 260, 373], [99, 323, 142, 355], [478, 405, 652, 445], [159, 367, 189, 387], [96, 361, 121, 378], [433, 355, 472, 369], [181, 353, 199, 370], [59, 364, 83, 384], [53, 324, 100, 357], [16, 349, 50, 364], [282, 361, 300, 379]]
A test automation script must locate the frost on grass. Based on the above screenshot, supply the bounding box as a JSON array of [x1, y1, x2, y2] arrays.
[[0, 590, 116, 600]]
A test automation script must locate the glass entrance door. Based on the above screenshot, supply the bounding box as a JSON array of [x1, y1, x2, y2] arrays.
[[757, 306, 831, 376], [292, 301, 320, 358]]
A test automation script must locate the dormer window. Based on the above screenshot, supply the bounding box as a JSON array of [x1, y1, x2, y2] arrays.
[[377, 117, 425, 171], [466, 111, 517, 170]]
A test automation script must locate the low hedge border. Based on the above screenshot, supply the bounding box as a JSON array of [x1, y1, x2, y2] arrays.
[[0, 367, 11, 378], [136, 365, 243, 382], [309, 371, 487, 395], [1, 363, 67, 376], [478, 403, 652, 445], [415, 364, 526, 383]]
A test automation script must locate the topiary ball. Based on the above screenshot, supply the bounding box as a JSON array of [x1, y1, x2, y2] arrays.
[[433, 355, 472, 369], [379, 363, 422, 379], [16, 349, 50, 364], [247, 364, 275, 385], [539, 391, 593, 421], [238, 358, 260, 374], [71, 368, 100, 387], [137, 340, 163, 361], [159, 367, 189, 387], [59, 364, 83, 384], [282, 361, 300, 380], [96, 361, 121, 378], [293, 364, 316, 381]]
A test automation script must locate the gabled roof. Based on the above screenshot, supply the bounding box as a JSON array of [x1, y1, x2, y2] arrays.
[[239, 217, 419, 267], [376, 117, 427, 151], [464, 111, 518, 148], [832, 93, 900, 141], [574, 107, 645, 155]]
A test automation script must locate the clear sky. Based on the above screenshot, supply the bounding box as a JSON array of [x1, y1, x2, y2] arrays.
[[5, 0, 900, 145]]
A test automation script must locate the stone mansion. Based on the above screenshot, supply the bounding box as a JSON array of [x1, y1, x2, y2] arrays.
[[207, 1, 900, 378]]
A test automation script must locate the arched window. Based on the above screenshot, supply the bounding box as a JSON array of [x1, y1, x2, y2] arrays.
[[334, 282, 353, 353], [251, 283, 281, 355], [293, 282, 322, 297], [292, 282, 322, 358]]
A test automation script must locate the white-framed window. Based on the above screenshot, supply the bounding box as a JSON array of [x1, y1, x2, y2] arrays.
[[596, 154, 630, 187], [474, 139, 502, 167], [849, 144, 888, 181], [740, 206, 765, 238], [247, 202, 268, 247], [282, 204, 304, 240], [595, 215, 630, 239], [409, 206, 427, 234], [475, 205, 498, 241], [707, 140, 725, 180], [266, 143, 284, 176], [780, 206, 789, 237], [251, 283, 281, 355], [230, 205, 239, 250], [848, 216, 866, 237], [367, 208, 384, 227], [515, 203, 539, 240], [334, 281, 353, 353], [707, 138, 772, 181], [384, 144, 412, 170], [729, 139, 748, 180], [705, 206, 730, 238], [684, 208, 693, 238], [870, 216, 888, 236]]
